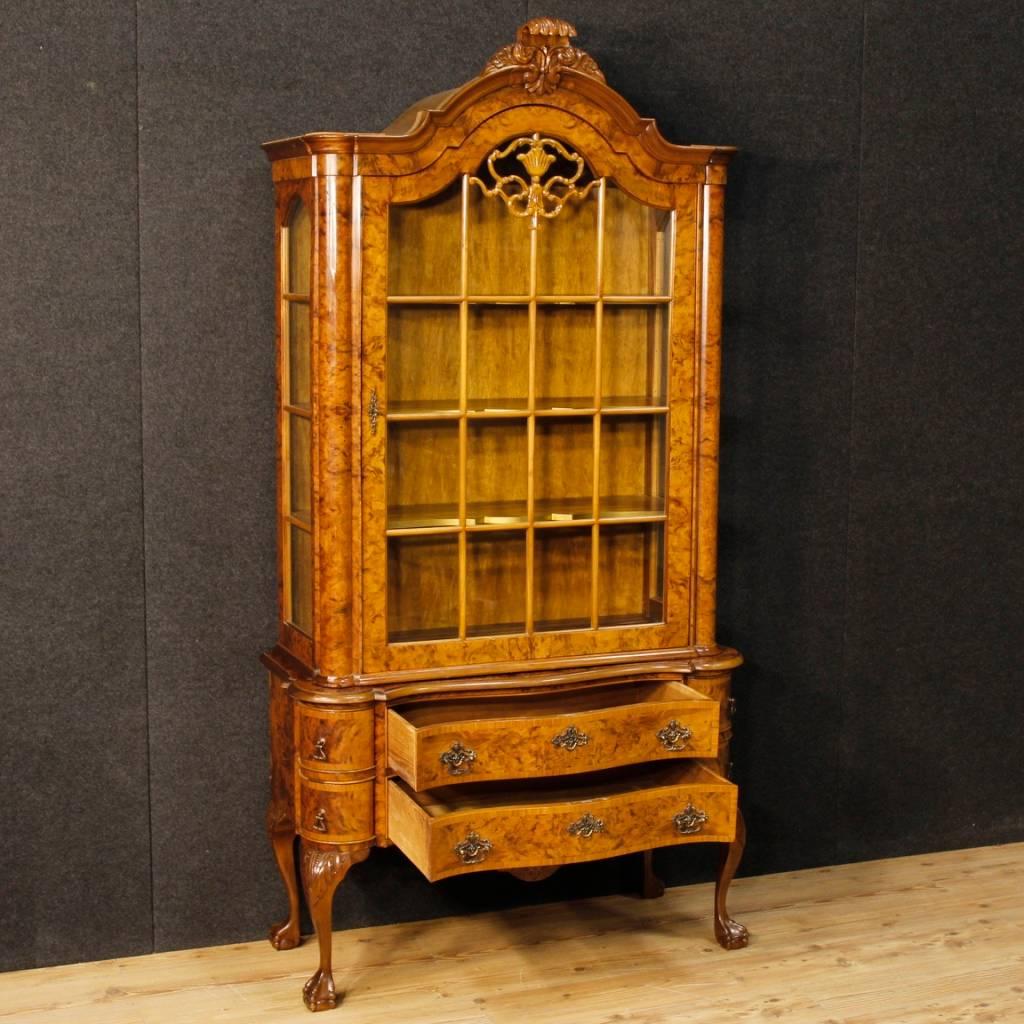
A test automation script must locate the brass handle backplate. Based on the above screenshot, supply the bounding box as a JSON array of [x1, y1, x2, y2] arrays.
[[672, 802, 708, 835], [439, 741, 476, 776], [657, 720, 693, 752], [454, 831, 492, 865], [311, 737, 328, 761], [552, 725, 589, 751], [567, 812, 605, 839], [312, 809, 328, 833]]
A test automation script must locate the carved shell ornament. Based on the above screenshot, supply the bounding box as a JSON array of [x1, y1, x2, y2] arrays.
[[483, 17, 605, 95]]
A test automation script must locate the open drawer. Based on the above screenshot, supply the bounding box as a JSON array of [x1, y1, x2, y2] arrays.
[[387, 679, 719, 789], [387, 760, 737, 881]]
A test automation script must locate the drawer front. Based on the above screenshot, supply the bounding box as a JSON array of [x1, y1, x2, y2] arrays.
[[387, 761, 737, 881], [296, 770, 375, 845], [388, 681, 719, 790], [296, 704, 374, 772]]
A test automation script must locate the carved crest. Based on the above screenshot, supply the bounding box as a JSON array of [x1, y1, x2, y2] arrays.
[[483, 18, 605, 95]]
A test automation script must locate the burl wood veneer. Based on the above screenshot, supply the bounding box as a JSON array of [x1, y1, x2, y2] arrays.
[[260, 17, 745, 1012]]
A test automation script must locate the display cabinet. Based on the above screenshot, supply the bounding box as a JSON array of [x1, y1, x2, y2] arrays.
[[262, 17, 745, 1012]]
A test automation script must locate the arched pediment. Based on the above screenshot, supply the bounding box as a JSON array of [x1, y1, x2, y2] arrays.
[[263, 19, 735, 186]]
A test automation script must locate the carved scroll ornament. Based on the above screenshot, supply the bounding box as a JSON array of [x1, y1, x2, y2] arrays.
[[483, 17, 605, 95], [469, 133, 596, 220]]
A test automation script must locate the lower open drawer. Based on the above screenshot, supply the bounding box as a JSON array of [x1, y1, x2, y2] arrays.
[[387, 760, 737, 881]]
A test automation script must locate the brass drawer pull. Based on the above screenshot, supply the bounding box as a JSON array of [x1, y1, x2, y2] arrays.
[[552, 725, 589, 751], [440, 741, 477, 776], [673, 802, 708, 835], [312, 809, 328, 833], [311, 737, 328, 761], [567, 813, 605, 838], [657, 720, 693, 751], [454, 831, 492, 864]]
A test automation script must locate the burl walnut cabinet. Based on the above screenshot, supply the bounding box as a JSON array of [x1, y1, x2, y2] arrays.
[[261, 18, 746, 1012]]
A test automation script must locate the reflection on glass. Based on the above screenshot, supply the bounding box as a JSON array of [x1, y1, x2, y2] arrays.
[[602, 305, 667, 407], [598, 523, 664, 626], [467, 532, 526, 636], [388, 536, 459, 642], [467, 305, 529, 411], [534, 528, 592, 631], [287, 200, 311, 295], [290, 525, 313, 635], [388, 182, 461, 295], [288, 302, 311, 407], [289, 414, 312, 523], [387, 422, 459, 529], [467, 421, 528, 525], [602, 185, 672, 296], [599, 414, 666, 518], [387, 306, 460, 413]]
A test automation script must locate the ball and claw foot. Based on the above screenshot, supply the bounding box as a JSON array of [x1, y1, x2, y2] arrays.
[[268, 917, 301, 951], [714, 916, 750, 950], [303, 968, 338, 1012]]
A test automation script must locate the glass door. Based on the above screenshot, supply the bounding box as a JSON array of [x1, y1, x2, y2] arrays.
[[363, 137, 694, 673]]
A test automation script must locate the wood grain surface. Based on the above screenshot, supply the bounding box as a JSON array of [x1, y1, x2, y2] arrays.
[[387, 679, 720, 789], [3, 843, 1020, 1023], [387, 760, 737, 881]]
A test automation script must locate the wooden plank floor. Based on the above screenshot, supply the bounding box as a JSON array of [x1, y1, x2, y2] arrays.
[[2, 843, 1022, 1023]]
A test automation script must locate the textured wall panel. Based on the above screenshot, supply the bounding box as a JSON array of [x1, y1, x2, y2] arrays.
[[840, 0, 1024, 860], [136, 0, 528, 951], [0, 2, 150, 970], [536, 0, 864, 880]]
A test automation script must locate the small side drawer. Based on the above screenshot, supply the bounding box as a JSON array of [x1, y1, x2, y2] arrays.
[[296, 770, 374, 845], [296, 704, 374, 772], [387, 760, 737, 881], [388, 679, 719, 789]]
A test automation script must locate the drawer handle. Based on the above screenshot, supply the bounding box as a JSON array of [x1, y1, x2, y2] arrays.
[[311, 737, 328, 761], [439, 741, 477, 776], [673, 802, 709, 835], [312, 809, 328, 833], [657, 720, 693, 752], [454, 831, 492, 865], [552, 725, 589, 751], [567, 813, 605, 839]]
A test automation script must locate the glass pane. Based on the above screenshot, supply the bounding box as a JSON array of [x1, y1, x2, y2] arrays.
[[467, 184, 531, 295], [387, 535, 458, 642], [602, 185, 672, 296], [288, 301, 311, 408], [467, 305, 529, 412], [535, 416, 594, 522], [387, 306, 459, 414], [388, 181, 461, 296], [598, 523, 664, 626], [289, 525, 313, 634], [289, 414, 312, 523], [534, 528, 592, 632], [467, 531, 526, 636], [536, 196, 597, 295], [599, 414, 666, 518], [467, 421, 528, 525], [602, 305, 667, 407], [387, 422, 459, 529], [287, 200, 311, 295], [536, 306, 596, 409]]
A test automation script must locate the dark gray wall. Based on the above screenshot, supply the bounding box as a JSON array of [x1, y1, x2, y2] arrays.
[[2, 0, 1022, 971]]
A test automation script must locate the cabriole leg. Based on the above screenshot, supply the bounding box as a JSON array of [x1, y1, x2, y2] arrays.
[[268, 825, 302, 950], [640, 849, 665, 899], [714, 809, 749, 949], [300, 841, 369, 1012]]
